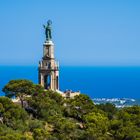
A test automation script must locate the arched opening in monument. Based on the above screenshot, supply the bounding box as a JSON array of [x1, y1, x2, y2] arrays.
[[56, 76, 59, 89], [44, 75, 51, 89]]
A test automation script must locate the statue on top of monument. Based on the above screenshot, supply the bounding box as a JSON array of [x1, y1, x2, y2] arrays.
[[43, 20, 52, 41]]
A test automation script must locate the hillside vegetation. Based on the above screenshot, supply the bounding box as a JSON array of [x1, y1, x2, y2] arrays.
[[0, 80, 140, 140]]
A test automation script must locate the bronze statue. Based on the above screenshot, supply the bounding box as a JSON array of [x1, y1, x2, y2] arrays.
[[43, 20, 52, 40]]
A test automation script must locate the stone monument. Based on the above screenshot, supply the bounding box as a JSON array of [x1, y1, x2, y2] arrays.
[[38, 20, 59, 90]]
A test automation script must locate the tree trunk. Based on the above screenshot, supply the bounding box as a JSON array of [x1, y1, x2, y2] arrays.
[[19, 96, 24, 108]]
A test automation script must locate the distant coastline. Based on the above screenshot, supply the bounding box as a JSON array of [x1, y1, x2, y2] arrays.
[[93, 98, 140, 108]]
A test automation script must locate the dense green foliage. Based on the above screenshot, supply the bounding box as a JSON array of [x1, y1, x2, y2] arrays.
[[2, 80, 44, 107], [1, 80, 140, 140]]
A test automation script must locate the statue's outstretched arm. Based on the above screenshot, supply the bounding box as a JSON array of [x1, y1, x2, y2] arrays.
[[43, 25, 46, 28]]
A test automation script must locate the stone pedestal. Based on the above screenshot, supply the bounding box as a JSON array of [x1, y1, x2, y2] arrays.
[[38, 40, 59, 90]]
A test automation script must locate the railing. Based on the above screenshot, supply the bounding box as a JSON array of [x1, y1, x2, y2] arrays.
[[40, 66, 59, 70], [39, 60, 59, 71]]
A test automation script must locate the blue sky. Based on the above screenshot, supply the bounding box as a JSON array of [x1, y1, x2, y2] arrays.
[[0, 0, 140, 66]]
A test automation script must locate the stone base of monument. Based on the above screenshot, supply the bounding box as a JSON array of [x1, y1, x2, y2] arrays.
[[61, 90, 80, 99]]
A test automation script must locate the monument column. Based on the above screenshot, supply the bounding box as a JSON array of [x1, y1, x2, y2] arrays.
[[38, 20, 59, 91]]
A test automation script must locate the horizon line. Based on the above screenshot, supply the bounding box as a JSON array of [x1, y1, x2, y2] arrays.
[[0, 64, 140, 67]]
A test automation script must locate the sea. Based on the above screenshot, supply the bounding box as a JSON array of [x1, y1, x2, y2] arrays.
[[0, 66, 140, 107]]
